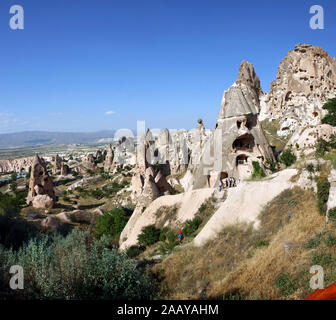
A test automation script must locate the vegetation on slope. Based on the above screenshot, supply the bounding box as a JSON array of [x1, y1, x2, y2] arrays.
[[151, 187, 328, 300]]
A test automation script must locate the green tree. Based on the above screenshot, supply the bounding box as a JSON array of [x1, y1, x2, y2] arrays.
[[95, 206, 131, 240], [315, 138, 329, 157], [279, 149, 297, 167], [321, 98, 336, 126], [137, 225, 161, 247], [252, 161, 266, 178], [317, 177, 330, 215]]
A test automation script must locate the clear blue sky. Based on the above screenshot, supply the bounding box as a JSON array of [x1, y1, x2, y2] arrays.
[[0, 0, 335, 134]]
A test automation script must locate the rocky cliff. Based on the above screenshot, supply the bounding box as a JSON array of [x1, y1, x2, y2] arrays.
[[260, 44, 336, 136]]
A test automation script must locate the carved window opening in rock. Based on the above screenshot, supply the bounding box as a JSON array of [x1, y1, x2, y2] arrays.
[[236, 154, 249, 166], [220, 171, 228, 181], [232, 134, 254, 152], [313, 111, 318, 117], [154, 148, 159, 157], [327, 70, 332, 78], [310, 85, 313, 91], [285, 91, 292, 101], [207, 174, 211, 187]]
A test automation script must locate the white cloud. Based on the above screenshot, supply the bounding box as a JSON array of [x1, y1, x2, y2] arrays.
[[106, 110, 116, 116]]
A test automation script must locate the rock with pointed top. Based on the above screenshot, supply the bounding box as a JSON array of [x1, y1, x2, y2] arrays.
[[104, 144, 114, 172], [27, 155, 55, 208]]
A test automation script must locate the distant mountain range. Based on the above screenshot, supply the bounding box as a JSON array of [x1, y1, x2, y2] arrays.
[[0, 130, 118, 149]]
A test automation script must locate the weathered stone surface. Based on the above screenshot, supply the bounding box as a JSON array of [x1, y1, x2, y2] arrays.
[[41, 216, 60, 228], [60, 163, 70, 176], [27, 155, 55, 208], [286, 124, 336, 157], [260, 44, 336, 136], [52, 154, 62, 174], [104, 144, 114, 172], [0, 157, 34, 173], [80, 154, 96, 172], [192, 61, 274, 187], [154, 170, 175, 195], [32, 194, 54, 209]]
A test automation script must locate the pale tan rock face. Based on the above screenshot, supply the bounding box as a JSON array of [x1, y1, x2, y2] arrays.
[[260, 44, 336, 136], [0, 157, 34, 173], [26, 155, 55, 208], [104, 144, 114, 172], [32, 194, 54, 209], [60, 163, 70, 176], [52, 154, 62, 174], [192, 61, 274, 187]]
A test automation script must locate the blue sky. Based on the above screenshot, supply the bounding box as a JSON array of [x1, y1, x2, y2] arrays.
[[0, 0, 335, 134]]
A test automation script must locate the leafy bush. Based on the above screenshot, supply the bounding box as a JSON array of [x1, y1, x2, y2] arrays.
[[126, 245, 146, 258], [95, 206, 131, 240], [252, 161, 265, 178], [316, 177, 330, 215], [0, 192, 21, 217], [321, 98, 336, 126], [182, 217, 202, 237], [279, 149, 297, 167], [265, 158, 278, 172], [274, 273, 297, 297], [0, 230, 154, 299], [328, 207, 336, 221], [316, 138, 329, 157], [306, 164, 315, 174], [254, 239, 269, 248], [137, 225, 161, 247]]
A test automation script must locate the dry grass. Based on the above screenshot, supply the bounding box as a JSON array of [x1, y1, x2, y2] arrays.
[[211, 187, 324, 300], [151, 187, 326, 300]]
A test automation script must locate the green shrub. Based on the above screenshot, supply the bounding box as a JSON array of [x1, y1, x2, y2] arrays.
[[311, 252, 335, 267], [252, 161, 265, 178], [0, 230, 154, 299], [137, 225, 161, 247], [274, 273, 297, 297], [328, 207, 336, 221], [279, 149, 297, 167], [95, 206, 131, 240], [306, 164, 315, 174], [182, 216, 202, 237], [316, 138, 329, 157], [0, 192, 21, 217], [126, 245, 146, 258], [265, 158, 278, 172], [254, 239, 269, 248], [316, 177, 330, 215], [321, 98, 336, 126]]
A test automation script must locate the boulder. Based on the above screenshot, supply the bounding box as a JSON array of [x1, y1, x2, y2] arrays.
[[32, 194, 54, 209], [41, 216, 61, 229]]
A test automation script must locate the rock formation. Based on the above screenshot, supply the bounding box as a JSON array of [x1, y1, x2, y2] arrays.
[[26, 154, 55, 209], [104, 144, 114, 172], [0, 157, 34, 173], [52, 154, 62, 174], [192, 61, 275, 188], [60, 163, 70, 176], [260, 44, 336, 136], [80, 154, 96, 173]]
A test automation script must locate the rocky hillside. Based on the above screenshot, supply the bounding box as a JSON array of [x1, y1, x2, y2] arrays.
[[260, 44, 336, 137]]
